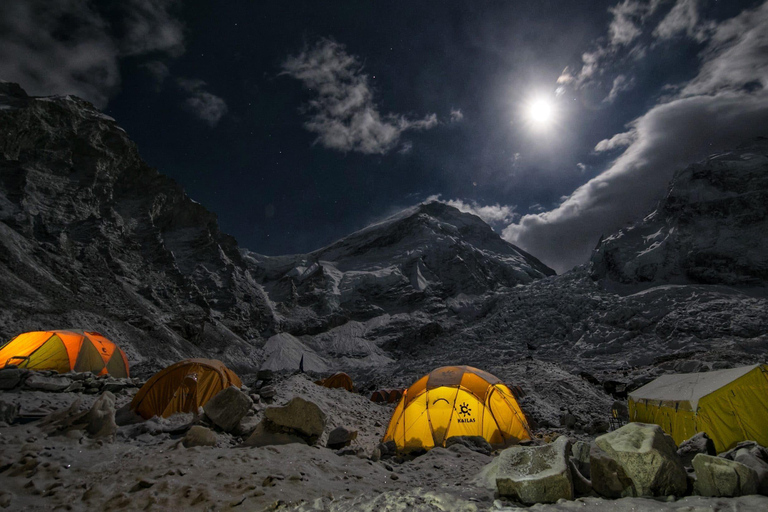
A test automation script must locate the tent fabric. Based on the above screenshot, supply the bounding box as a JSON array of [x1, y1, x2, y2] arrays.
[[0, 330, 129, 377], [628, 364, 768, 452], [371, 389, 404, 404], [317, 372, 355, 391], [382, 366, 531, 452], [130, 359, 242, 419]]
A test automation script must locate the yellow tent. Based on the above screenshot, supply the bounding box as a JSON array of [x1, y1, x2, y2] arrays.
[[382, 366, 531, 452], [0, 330, 129, 377], [628, 364, 768, 452], [130, 359, 241, 419]]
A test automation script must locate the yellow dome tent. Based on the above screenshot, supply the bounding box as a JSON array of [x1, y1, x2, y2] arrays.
[[130, 359, 241, 419], [628, 363, 768, 453], [0, 330, 129, 377], [383, 366, 531, 451]]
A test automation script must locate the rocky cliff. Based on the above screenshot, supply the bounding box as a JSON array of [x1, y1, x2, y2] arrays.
[[590, 139, 768, 286]]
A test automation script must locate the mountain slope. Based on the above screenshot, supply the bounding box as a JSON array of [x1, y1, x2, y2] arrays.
[[0, 82, 275, 371], [590, 139, 768, 286]]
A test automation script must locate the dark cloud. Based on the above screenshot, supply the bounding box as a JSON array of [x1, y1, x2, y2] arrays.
[[118, 0, 185, 57], [177, 78, 228, 127], [503, 0, 768, 273], [281, 39, 438, 154]]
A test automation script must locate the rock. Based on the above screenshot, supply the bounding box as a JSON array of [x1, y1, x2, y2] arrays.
[[489, 436, 574, 505], [23, 374, 71, 392], [202, 386, 252, 433], [257, 370, 274, 382], [101, 379, 132, 394], [595, 422, 687, 497], [693, 454, 759, 497], [571, 441, 591, 478], [445, 436, 492, 456], [65, 382, 85, 393], [85, 391, 117, 438], [720, 441, 768, 495], [559, 413, 578, 429], [589, 420, 609, 435], [264, 397, 326, 444], [244, 420, 307, 447], [259, 385, 276, 399], [327, 426, 358, 450], [183, 426, 218, 447], [569, 458, 594, 497], [677, 432, 716, 468], [0, 368, 22, 390], [590, 443, 634, 498], [0, 399, 20, 425], [377, 441, 397, 459]]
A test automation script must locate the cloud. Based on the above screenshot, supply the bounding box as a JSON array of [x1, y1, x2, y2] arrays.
[[450, 108, 464, 123], [281, 39, 438, 154], [604, 74, 636, 103], [653, 0, 711, 42], [608, 0, 648, 46], [425, 195, 518, 226], [503, 0, 768, 273], [0, 0, 185, 108], [177, 78, 228, 127]]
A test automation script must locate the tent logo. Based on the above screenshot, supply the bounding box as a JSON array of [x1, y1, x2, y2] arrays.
[[457, 402, 475, 423]]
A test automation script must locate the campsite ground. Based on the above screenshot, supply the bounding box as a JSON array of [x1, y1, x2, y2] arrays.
[[2, 375, 768, 511]]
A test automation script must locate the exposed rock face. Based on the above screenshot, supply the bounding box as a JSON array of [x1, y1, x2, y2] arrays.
[[591, 139, 768, 285], [693, 454, 759, 497], [476, 436, 573, 504], [594, 423, 687, 497], [0, 82, 274, 371], [202, 386, 252, 433]]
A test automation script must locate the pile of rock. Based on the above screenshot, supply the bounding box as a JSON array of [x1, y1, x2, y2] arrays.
[[476, 423, 768, 505], [249, 369, 276, 403], [0, 366, 140, 395]]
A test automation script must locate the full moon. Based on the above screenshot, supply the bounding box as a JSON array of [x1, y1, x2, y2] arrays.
[[527, 97, 555, 128]]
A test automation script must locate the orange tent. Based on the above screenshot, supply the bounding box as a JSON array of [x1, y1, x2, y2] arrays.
[[317, 372, 355, 391], [130, 359, 241, 419], [371, 389, 405, 403], [383, 366, 531, 452], [0, 330, 129, 377]]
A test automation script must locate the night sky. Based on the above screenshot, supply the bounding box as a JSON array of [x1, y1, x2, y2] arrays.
[[2, 0, 767, 272]]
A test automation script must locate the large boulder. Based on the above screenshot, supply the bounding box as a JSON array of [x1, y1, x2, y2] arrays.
[[590, 443, 635, 498], [720, 441, 768, 495], [677, 432, 716, 468], [203, 386, 252, 433], [0, 368, 22, 390], [263, 397, 326, 445], [693, 454, 759, 497], [491, 436, 574, 505], [23, 374, 71, 392], [595, 423, 687, 497]]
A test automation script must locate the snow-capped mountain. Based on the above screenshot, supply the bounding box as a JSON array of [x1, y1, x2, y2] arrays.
[[591, 139, 768, 286]]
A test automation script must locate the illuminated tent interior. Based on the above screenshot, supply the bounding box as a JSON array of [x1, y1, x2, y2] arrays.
[[383, 365, 531, 452]]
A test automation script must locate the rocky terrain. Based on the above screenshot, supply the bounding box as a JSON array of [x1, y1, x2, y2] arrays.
[[1, 82, 768, 510]]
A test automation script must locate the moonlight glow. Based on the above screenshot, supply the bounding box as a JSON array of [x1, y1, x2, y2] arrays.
[[526, 97, 556, 129]]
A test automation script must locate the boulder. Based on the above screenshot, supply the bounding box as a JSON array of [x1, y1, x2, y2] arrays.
[[445, 436, 492, 456], [377, 440, 397, 459], [23, 374, 71, 392], [0, 368, 22, 390], [259, 385, 276, 399], [327, 426, 358, 450], [571, 441, 591, 478], [263, 397, 326, 444], [595, 422, 687, 497], [590, 443, 635, 498], [693, 454, 759, 497], [490, 436, 574, 505], [203, 386, 252, 432], [183, 426, 218, 447], [244, 420, 307, 447], [569, 458, 595, 497], [0, 399, 19, 425], [677, 432, 716, 468], [720, 441, 768, 495], [85, 391, 117, 438]]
